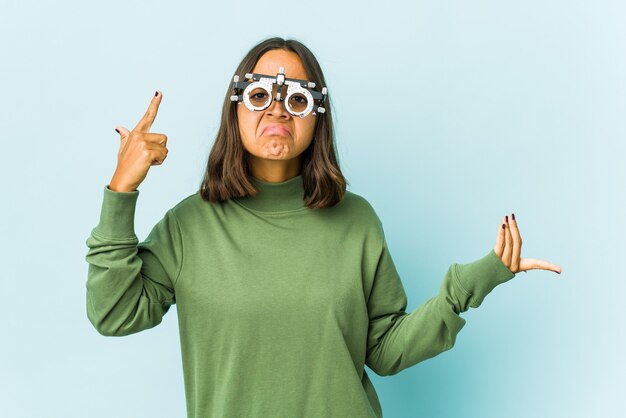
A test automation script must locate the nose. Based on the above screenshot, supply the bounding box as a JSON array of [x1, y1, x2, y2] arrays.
[[265, 85, 290, 119]]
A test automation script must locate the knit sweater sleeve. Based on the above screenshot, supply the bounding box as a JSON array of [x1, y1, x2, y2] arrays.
[[364, 229, 516, 376], [84, 185, 183, 337]]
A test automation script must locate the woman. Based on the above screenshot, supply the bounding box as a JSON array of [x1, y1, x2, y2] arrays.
[[85, 37, 562, 418]]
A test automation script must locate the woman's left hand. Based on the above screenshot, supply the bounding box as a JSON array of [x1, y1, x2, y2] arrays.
[[494, 213, 562, 275]]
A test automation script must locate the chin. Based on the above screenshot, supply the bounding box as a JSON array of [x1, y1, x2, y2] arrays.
[[260, 153, 293, 160]]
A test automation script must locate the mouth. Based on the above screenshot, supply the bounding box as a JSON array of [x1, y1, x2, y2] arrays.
[[262, 125, 291, 136]]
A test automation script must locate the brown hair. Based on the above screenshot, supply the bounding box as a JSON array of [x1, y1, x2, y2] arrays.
[[198, 37, 347, 209]]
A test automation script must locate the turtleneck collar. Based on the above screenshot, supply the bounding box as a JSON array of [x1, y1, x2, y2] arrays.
[[233, 174, 307, 213]]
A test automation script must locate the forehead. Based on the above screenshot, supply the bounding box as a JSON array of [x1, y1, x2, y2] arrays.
[[251, 49, 309, 81]]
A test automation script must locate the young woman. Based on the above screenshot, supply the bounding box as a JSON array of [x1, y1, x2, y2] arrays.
[[85, 37, 562, 418]]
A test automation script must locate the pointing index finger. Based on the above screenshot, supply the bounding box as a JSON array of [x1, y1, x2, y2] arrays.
[[134, 90, 163, 133]]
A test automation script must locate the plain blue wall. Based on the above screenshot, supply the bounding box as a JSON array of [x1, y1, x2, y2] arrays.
[[1, 0, 623, 417]]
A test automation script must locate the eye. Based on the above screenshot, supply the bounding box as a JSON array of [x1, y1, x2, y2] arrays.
[[252, 92, 267, 100]]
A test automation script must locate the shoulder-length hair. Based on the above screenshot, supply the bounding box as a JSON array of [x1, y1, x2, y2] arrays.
[[199, 37, 347, 209]]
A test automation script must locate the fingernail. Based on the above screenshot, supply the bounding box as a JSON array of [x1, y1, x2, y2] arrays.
[[155, 91, 159, 96], [505, 215, 508, 223], [512, 213, 515, 220], [502, 224, 505, 229], [115, 128, 120, 134]]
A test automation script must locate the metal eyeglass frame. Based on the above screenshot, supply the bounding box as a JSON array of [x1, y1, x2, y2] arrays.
[[229, 66, 327, 118]]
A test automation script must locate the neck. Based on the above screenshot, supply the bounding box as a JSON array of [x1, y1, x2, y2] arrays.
[[234, 174, 306, 212], [247, 156, 302, 183]]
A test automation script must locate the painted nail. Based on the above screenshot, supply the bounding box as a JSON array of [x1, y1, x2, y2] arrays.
[[502, 224, 505, 229], [155, 91, 159, 96], [512, 213, 515, 220], [115, 128, 120, 134], [505, 215, 508, 223]]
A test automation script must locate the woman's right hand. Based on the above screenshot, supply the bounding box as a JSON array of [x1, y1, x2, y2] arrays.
[[109, 91, 168, 192]]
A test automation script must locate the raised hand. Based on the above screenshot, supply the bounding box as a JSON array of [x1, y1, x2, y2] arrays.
[[109, 91, 168, 192], [494, 213, 562, 275]]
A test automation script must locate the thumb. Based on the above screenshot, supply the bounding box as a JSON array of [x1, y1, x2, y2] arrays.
[[114, 126, 130, 142]]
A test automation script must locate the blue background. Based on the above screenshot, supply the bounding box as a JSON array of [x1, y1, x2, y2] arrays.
[[1, 0, 623, 417]]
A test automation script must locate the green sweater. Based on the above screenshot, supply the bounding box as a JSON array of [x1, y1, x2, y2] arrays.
[[85, 174, 516, 418]]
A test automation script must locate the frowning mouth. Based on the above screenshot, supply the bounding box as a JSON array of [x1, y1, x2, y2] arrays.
[[262, 125, 291, 136]]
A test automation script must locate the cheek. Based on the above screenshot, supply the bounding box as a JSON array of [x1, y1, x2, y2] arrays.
[[237, 108, 257, 141], [299, 118, 317, 143]]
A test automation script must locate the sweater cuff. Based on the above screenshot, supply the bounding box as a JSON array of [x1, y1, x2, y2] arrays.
[[92, 185, 140, 239], [453, 249, 516, 308]]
